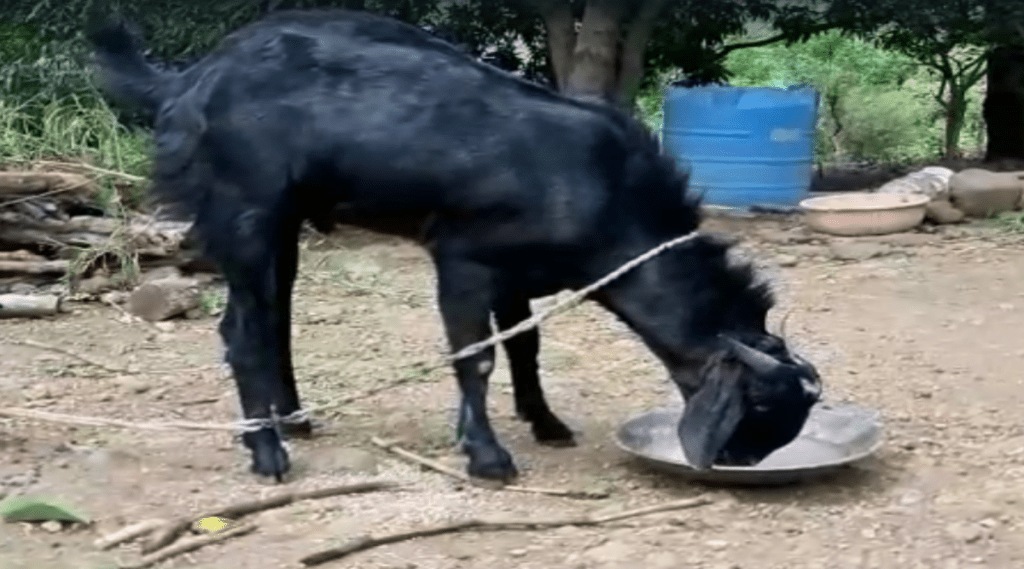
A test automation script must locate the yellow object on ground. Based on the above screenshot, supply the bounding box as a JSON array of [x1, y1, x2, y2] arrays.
[[192, 516, 230, 534]]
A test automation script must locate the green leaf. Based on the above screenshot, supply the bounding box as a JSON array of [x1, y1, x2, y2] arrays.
[[0, 495, 91, 524]]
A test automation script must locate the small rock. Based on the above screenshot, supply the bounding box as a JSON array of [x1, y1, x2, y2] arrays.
[[926, 199, 966, 224], [99, 290, 129, 305], [898, 489, 924, 506], [41, 521, 63, 533], [184, 308, 206, 320], [776, 254, 799, 267], [77, 275, 116, 295], [117, 377, 152, 395], [979, 518, 999, 528], [946, 522, 983, 543], [509, 549, 528, 558], [154, 321, 176, 332], [860, 528, 876, 539], [706, 539, 729, 550], [828, 241, 891, 261], [9, 283, 36, 295]]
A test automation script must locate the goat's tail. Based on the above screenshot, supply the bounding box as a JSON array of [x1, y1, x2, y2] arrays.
[[85, 15, 175, 116]]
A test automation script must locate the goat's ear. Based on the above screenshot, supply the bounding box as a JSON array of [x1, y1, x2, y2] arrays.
[[677, 359, 745, 470]]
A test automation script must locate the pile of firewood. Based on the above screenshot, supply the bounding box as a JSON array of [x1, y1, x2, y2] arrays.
[[0, 166, 210, 298]]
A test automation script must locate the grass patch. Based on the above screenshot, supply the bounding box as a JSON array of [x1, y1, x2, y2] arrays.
[[991, 211, 1024, 233]]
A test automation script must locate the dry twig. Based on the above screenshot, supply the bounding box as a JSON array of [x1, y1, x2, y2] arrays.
[[94, 519, 168, 550], [0, 406, 246, 433], [7, 339, 132, 374], [141, 481, 398, 554], [2, 339, 211, 375], [370, 437, 609, 500], [120, 522, 257, 569], [300, 495, 712, 566]]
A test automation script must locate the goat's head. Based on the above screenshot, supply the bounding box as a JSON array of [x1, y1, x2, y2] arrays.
[[645, 237, 823, 470], [674, 330, 821, 470]]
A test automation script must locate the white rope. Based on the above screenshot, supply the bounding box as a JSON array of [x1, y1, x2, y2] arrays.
[[0, 230, 703, 435]]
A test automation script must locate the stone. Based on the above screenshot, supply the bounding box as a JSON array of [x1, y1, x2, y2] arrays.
[[828, 241, 890, 261], [926, 199, 966, 224], [706, 539, 730, 550], [948, 169, 1022, 217], [945, 522, 983, 543], [776, 254, 800, 267], [40, 521, 63, 533]]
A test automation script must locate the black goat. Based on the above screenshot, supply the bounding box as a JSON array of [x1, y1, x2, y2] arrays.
[[86, 9, 823, 483]]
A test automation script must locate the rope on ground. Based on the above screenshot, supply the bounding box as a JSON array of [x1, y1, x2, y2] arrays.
[[0, 230, 702, 434]]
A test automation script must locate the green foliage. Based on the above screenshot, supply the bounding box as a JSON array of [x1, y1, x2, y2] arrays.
[[635, 30, 986, 164]]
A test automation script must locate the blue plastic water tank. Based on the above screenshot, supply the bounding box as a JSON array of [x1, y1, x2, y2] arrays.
[[662, 85, 819, 209]]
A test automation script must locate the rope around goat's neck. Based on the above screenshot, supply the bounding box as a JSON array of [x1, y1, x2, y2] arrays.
[[446, 230, 703, 362], [266, 229, 704, 431], [0, 230, 703, 436]]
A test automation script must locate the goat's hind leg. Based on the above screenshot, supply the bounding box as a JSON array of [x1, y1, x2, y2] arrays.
[[492, 294, 575, 447], [273, 225, 314, 439], [215, 213, 303, 481]]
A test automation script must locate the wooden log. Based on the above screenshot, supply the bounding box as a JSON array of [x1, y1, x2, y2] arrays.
[[127, 277, 201, 321], [0, 250, 47, 262], [0, 260, 69, 275], [0, 172, 94, 199], [0, 294, 62, 318]]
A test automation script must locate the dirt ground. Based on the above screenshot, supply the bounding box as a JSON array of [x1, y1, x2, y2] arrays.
[[2, 216, 1024, 569]]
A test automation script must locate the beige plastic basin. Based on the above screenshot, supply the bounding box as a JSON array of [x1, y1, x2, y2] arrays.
[[800, 192, 930, 236]]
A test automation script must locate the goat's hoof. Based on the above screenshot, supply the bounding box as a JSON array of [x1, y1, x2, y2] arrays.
[[466, 445, 518, 482], [244, 429, 291, 482], [530, 415, 578, 447]]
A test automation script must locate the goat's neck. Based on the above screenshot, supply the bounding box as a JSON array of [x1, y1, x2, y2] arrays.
[[592, 256, 719, 396]]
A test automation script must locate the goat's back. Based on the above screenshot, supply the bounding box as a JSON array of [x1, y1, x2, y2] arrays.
[[147, 8, 699, 256]]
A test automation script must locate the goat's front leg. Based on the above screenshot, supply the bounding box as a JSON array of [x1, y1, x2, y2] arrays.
[[435, 254, 517, 482], [492, 293, 575, 447]]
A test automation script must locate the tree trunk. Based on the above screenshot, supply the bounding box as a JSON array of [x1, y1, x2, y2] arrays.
[[984, 45, 1024, 161], [944, 88, 968, 159], [615, 0, 670, 106], [563, 0, 624, 101], [536, 0, 577, 91]]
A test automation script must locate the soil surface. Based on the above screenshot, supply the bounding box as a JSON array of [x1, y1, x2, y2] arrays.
[[2, 216, 1024, 569]]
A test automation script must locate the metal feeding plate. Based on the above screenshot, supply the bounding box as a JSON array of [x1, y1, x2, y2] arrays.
[[614, 402, 883, 486]]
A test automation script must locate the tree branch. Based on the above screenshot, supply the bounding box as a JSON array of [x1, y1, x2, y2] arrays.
[[615, 0, 671, 104], [716, 24, 835, 58]]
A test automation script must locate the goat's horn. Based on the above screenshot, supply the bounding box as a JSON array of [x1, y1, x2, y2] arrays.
[[778, 308, 794, 343], [719, 335, 783, 375]]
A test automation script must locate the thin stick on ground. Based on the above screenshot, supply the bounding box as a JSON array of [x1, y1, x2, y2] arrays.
[[141, 481, 399, 554], [120, 522, 257, 569], [2, 339, 214, 376], [300, 495, 712, 566], [370, 437, 609, 500], [5, 339, 131, 374], [94, 519, 169, 550], [0, 406, 252, 433]]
